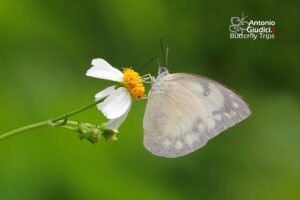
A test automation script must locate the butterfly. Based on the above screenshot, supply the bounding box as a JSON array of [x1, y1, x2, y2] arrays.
[[143, 44, 251, 158]]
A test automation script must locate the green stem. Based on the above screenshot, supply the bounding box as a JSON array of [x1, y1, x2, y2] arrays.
[[0, 98, 105, 142], [0, 120, 49, 141], [51, 98, 104, 122]]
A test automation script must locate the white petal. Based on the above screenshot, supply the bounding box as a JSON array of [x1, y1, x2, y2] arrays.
[[97, 87, 132, 119], [105, 104, 131, 130], [86, 58, 123, 82], [95, 86, 116, 101]]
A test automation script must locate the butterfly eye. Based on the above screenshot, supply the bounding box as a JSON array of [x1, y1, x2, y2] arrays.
[[158, 67, 169, 74]]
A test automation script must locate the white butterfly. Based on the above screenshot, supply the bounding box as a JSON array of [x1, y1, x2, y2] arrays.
[[143, 65, 251, 158]]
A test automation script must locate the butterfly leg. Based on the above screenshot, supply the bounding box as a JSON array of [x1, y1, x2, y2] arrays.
[[141, 74, 155, 83]]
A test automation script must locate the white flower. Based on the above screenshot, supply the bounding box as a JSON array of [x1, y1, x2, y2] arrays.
[[86, 58, 146, 130]]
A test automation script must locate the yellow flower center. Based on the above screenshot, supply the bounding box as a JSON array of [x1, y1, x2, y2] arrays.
[[122, 67, 145, 99]]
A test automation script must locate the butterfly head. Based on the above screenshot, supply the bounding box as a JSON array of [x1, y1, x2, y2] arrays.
[[154, 66, 169, 85], [158, 66, 169, 75]]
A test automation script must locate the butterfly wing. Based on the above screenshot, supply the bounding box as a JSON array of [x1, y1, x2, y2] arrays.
[[143, 73, 251, 158]]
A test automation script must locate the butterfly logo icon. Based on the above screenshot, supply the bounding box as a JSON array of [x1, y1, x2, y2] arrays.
[[229, 13, 250, 34]]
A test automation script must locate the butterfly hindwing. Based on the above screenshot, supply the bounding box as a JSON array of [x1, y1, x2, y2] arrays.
[[143, 73, 251, 158]]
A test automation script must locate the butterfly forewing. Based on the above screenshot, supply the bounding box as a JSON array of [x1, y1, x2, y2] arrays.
[[143, 73, 251, 158]]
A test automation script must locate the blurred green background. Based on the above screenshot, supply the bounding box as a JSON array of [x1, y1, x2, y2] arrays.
[[0, 0, 300, 199]]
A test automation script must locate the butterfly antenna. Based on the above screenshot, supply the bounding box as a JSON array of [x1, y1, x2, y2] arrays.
[[137, 57, 155, 72], [165, 47, 169, 67], [156, 58, 161, 68], [160, 37, 166, 66]]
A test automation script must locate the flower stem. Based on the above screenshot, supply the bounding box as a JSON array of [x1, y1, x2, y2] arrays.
[[0, 98, 104, 142], [51, 98, 104, 122], [0, 120, 49, 141]]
